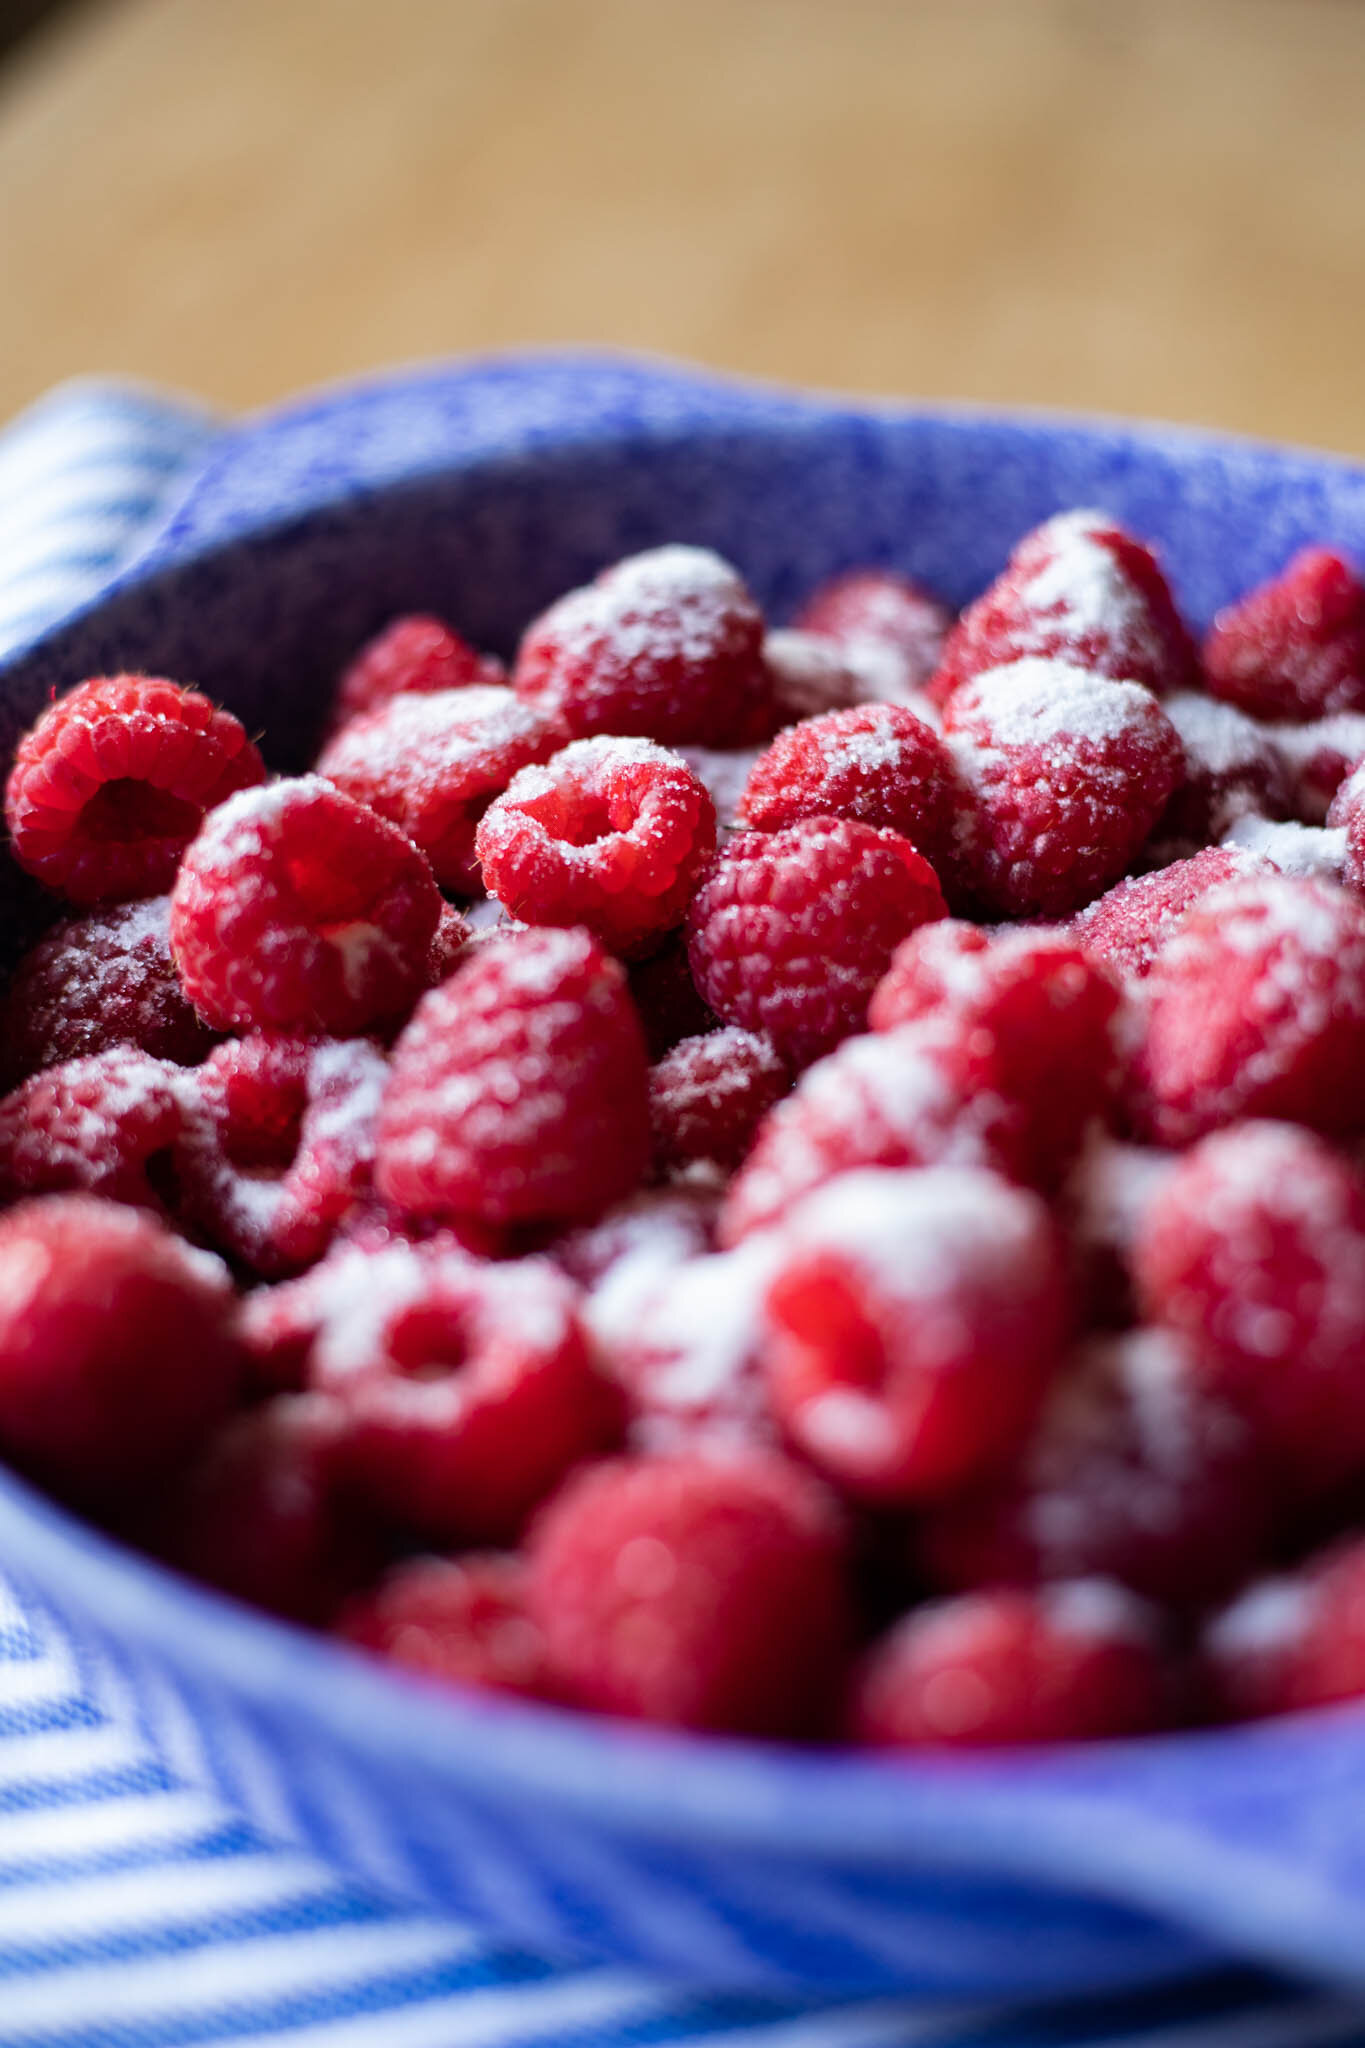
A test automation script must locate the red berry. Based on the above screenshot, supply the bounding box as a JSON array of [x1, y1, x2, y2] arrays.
[[1204, 547, 1365, 722], [376, 926, 650, 1229], [1071, 846, 1254, 982], [170, 776, 442, 1036], [648, 1028, 788, 1177], [1, 896, 218, 1085], [513, 546, 774, 748], [1060, 1136, 1178, 1329], [526, 1451, 852, 1735], [1134, 1121, 1365, 1495], [1130, 875, 1365, 1143], [1330, 758, 1365, 895], [556, 1184, 717, 1291], [685, 816, 947, 1067], [476, 737, 716, 958], [627, 931, 718, 1061], [174, 1034, 388, 1277], [0, 1047, 184, 1210], [0, 1195, 240, 1505], [5, 675, 266, 905], [930, 510, 1196, 707], [1199, 1540, 1365, 1721], [737, 704, 962, 878], [943, 659, 1183, 918], [762, 1166, 1069, 1503], [850, 1582, 1167, 1747], [338, 1553, 550, 1698], [719, 1020, 1024, 1244], [1271, 712, 1365, 823], [316, 686, 563, 894], [1154, 691, 1290, 848], [312, 1247, 616, 1543], [332, 614, 504, 730], [795, 569, 952, 700], [919, 1329, 1272, 1610], [762, 631, 887, 724]]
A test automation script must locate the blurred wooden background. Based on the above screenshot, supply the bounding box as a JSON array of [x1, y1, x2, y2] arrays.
[[3, 0, 1365, 452]]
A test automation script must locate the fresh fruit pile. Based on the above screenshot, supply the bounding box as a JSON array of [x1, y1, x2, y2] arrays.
[[6, 525, 1365, 1750]]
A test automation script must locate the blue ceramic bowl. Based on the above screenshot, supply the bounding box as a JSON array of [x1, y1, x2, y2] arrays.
[[4, 352, 1365, 2002]]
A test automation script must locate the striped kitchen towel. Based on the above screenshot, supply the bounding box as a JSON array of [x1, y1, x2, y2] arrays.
[[0, 377, 1363, 2048]]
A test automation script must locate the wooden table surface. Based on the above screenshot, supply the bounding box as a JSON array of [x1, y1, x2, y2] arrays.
[[3, 0, 1365, 455]]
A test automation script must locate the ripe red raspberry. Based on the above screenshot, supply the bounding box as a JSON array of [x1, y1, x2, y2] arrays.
[[174, 1035, 388, 1277], [526, 1451, 852, 1736], [719, 1020, 1025, 1243], [476, 737, 716, 958], [919, 1330, 1272, 1611], [315, 687, 564, 893], [1134, 1121, 1365, 1495], [513, 546, 774, 747], [1129, 875, 1365, 1143], [0, 1047, 184, 1210], [1271, 712, 1365, 822], [0, 1195, 240, 1505], [1199, 1540, 1365, 1721], [795, 569, 952, 700], [737, 704, 962, 877], [762, 1166, 1069, 1502], [869, 920, 1122, 1187], [170, 776, 442, 1036], [141, 1393, 374, 1625], [5, 674, 266, 905], [1070, 846, 1254, 982], [762, 632, 887, 724], [1, 896, 219, 1085], [627, 931, 718, 1060], [850, 1581, 1167, 1747], [685, 817, 947, 1067], [1153, 691, 1290, 849], [426, 899, 471, 986], [648, 1028, 788, 1177], [930, 510, 1196, 708], [375, 926, 650, 1229], [332, 613, 504, 730], [1204, 547, 1365, 722], [1330, 759, 1365, 895], [312, 1248, 617, 1543], [943, 660, 1183, 918], [338, 1553, 550, 1698]]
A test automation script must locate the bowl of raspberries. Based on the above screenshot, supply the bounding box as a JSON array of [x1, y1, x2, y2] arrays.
[[4, 351, 1365, 1997]]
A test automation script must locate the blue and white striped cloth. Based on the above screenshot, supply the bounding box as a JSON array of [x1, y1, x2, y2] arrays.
[[3, 379, 1365, 2048]]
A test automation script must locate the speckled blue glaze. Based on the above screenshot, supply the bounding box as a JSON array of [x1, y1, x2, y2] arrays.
[[4, 352, 1365, 2000]]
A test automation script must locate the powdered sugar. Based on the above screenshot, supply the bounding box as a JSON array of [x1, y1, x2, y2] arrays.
[[955, 659, 1163, 751]]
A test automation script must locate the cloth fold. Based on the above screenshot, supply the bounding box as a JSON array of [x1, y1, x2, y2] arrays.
[[0, 378, 1360, 2047]]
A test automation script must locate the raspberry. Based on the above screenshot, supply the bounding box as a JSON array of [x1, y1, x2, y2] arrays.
[[332, 614, 504, 730], [1204, 547, 1365, 722], [1199, 1541, 1365, 1721], [919, 1330, 1272, 1611], [1153, 692, 1290, 849], [316, 687, 564, 893], [141, 1393, 373, 1625], [512, 546, 774, 747], [627, 931, 717, 1060], [869, 920, 1122, 1187], [174, 1035, 388, 1277], [719, 1020, 1025, 1243], [1129, 875, 1365, 1143], [943, 660, 1183, 918], [930, 510, 1196, 707], [762, 632, 886, 723], [737, 704, 962, 878], [526, 1451, 851, 1735], [556, 1185, 717, 1290], [5, 674, 266, 905], [795, 569, 952, 700], [312, 1247, 617, 1543], [850, 1582, 1167, 1747], [1330, 758, 1365, 894], [0, 1047, 183, 1210], [685, 817, 947, 1067], [1134, 1121, 1365, 1495], [1070, 846, 1254, 981], [1060, 1137, 1178, 1329], [648, 1028, 788, 1177], [476, 737, 716, 958], [375, 926, 650, 1228], [1, 896, 218, 1085], [1270, 712, 1365, 822], [762, 1166, 1069, 1502], [0, 1195, 240, 1505], [426, 899, 471, 985], [338, 1553, 550, 1698], [170, 777, 442, 1036]]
